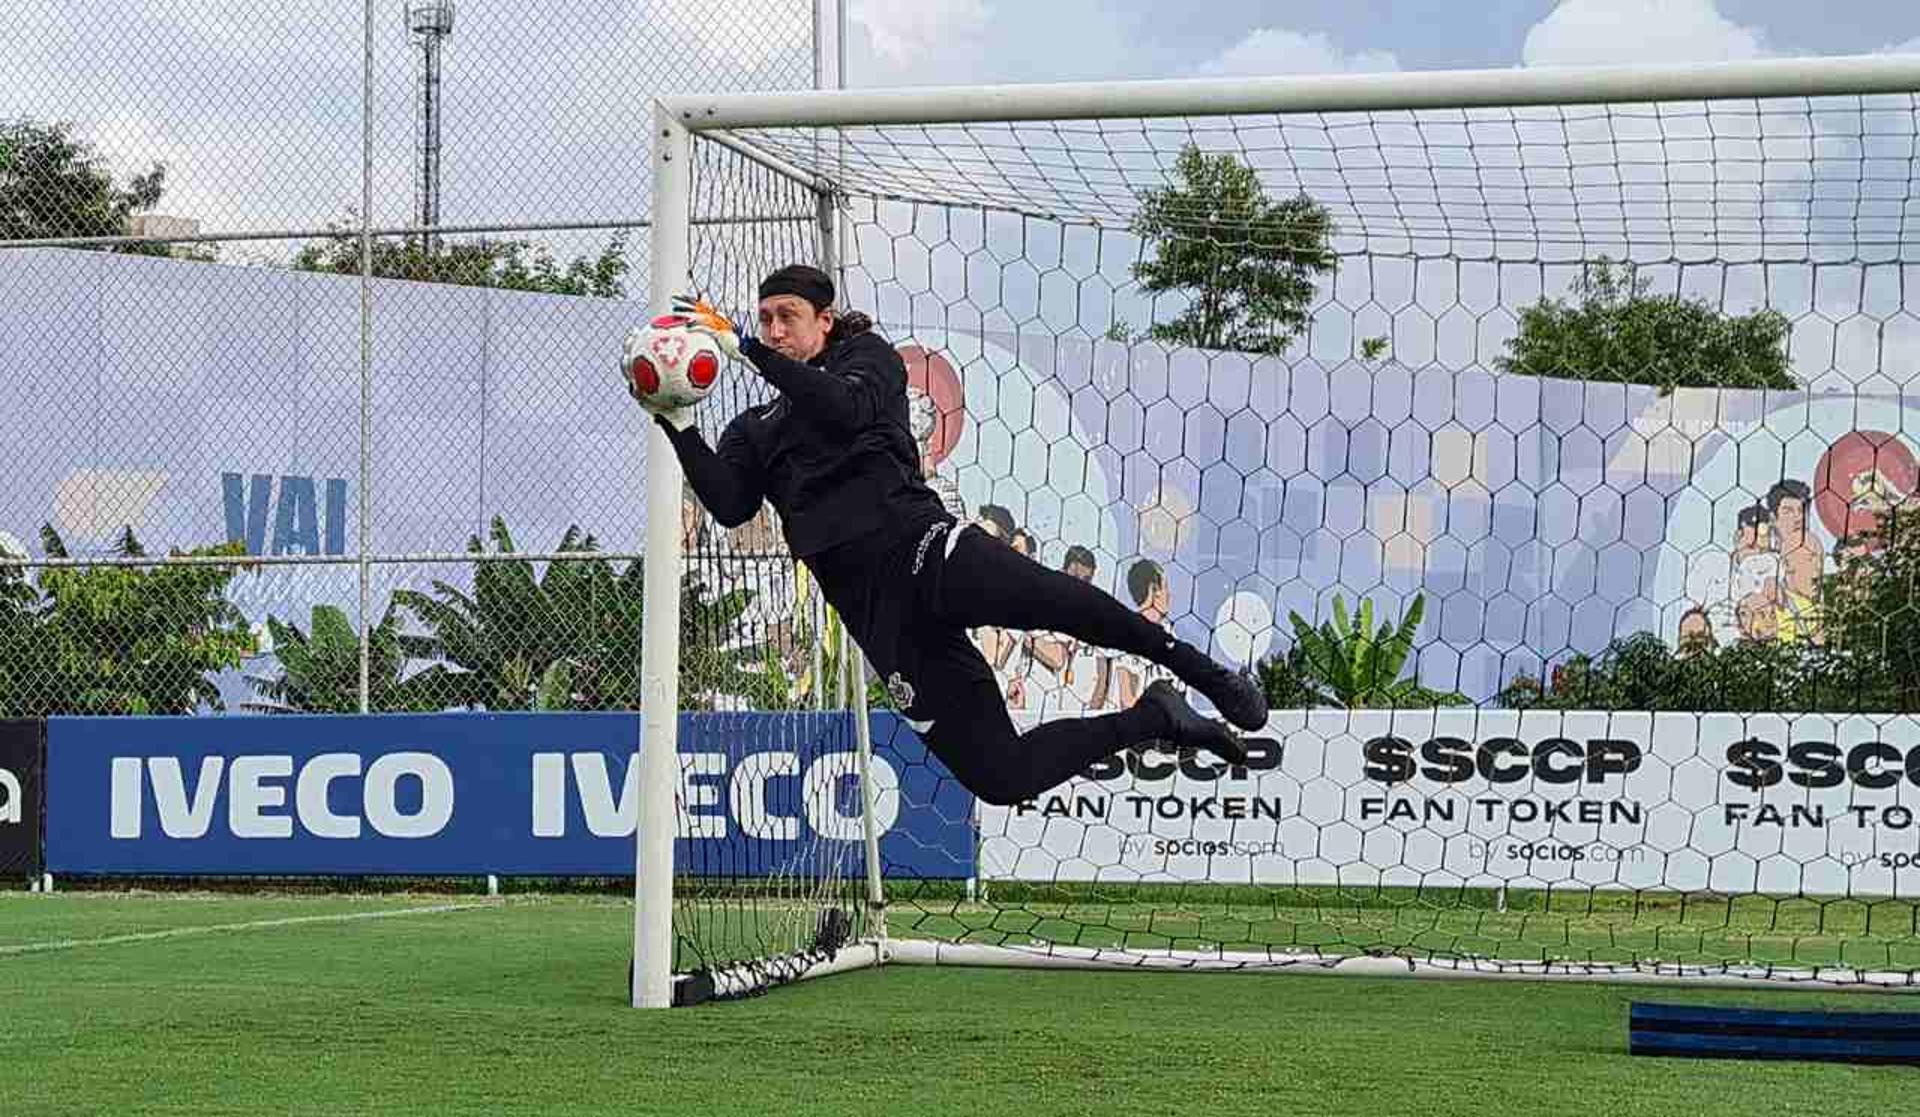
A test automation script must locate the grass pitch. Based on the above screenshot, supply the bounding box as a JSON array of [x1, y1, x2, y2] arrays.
[[5, 891, 1917, 1116]]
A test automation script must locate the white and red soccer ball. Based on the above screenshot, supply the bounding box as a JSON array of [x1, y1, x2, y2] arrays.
[[623, 313, 724, 412]]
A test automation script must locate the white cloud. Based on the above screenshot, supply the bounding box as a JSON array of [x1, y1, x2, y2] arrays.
[[848, 0, 990, 70], [3, 1, 825, 244], [1522, 0, 1771, 67], [1197, 27, 1399, 77]]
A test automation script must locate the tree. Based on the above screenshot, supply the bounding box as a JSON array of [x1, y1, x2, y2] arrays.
[[0, 540, 40, 715], [1813, 509, 1920, 710], [292, 221, 630, 298], [0, 119, 173, 254], [1253, 643, 1321, 710], [1283, 593, 1468, 709], [393, 519, 631, 711], [1496, 631, 1904, 714], [746, 600, 894, 713], [1127, 143, 1335, 356], [392, 517, 762, 712], [1495, 258, 1795, 393], [243, 603, 461, 714], [15, 527, 255, 716]]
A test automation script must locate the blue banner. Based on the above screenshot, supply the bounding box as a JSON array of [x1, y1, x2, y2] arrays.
[[45, 711, 974, 878]]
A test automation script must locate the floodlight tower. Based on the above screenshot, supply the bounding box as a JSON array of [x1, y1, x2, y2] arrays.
[[407, 1, 455, 253]]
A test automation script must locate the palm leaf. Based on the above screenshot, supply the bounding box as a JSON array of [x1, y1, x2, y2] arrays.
[[535, 658, 575, 711]]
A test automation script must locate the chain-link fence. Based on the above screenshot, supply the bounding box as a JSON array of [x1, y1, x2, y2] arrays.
[[0, 1, 836, 717], [10, 16, 1920, 730]]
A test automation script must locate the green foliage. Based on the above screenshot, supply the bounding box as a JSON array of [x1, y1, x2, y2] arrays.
[[0, 119, 169, 253], [673, 571, 769, 712], [1494, 258, 1795, 393], [1502, 511, 1920, 715], [1795, 507, 1920, 711], [1282, 593, 1467, 709], [4, 526, 255, 716], [391, 517, 762, 712], [392, 519, 635, 711], [1129, 143, 1336, 356], [1495, 632, 1833, 712], [1253, 644, 1320, 710], [0, 541, 41, 715], [243, 604, 460, 715], [292, 221, 630, 298], [745, 596, 893, 713]]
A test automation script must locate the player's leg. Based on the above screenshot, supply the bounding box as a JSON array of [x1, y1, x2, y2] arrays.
[[929, 524, 1268, 730], [897, 629, 1247, 806]]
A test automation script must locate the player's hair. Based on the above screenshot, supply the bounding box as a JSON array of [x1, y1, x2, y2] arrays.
[[827, 310, 874, 346], [1062, 544, 1097, 572], [1737, 504, 1769, 528], [759, 263, 873, 347], [1126, 558, 1164, 606], [978, 504, 1015, 537]]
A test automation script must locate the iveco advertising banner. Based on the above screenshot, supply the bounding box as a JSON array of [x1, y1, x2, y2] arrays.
[[46, 712, 972, 878]]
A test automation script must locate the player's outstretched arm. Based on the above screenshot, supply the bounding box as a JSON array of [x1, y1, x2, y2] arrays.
[[673, 294, 898, 436], [739, 333, 900, 435], [653, 415, 766, 529]]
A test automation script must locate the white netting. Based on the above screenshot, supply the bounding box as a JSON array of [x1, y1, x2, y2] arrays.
[[662, 71, 1920, 986]]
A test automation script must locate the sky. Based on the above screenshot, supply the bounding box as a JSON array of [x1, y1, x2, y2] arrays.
[[844, 0, 1920, 86], [7, 1, 1920, 384], [7, 0, 1917, 242]]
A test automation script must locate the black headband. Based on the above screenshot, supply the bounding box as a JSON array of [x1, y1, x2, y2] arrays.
[[758, 266, 834, 309]]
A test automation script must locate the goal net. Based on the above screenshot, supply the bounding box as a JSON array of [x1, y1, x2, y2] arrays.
[[636, 55, 1920, 1005]]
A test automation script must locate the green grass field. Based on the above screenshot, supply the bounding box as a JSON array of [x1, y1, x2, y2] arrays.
[[6, 891, 1919, 1116]]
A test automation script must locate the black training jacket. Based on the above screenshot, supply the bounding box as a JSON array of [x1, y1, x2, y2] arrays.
[[658, 326, 950, 559]]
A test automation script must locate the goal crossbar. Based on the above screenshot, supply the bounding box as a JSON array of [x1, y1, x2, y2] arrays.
[[661, 52, 1920, 131]]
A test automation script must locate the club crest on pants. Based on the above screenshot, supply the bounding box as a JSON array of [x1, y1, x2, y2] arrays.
[[887, 671, 917, 710]]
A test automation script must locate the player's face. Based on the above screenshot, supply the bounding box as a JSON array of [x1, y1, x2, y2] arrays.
[[758, 295, 834, 362], [1778, 497, 1805, 535], [1066, 561, 1094, 582]]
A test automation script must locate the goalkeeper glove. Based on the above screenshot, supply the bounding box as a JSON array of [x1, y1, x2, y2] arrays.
[[671, 293, 755, 362]]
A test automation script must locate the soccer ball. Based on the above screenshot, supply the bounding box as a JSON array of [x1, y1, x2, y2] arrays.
[[622, 314, 724, 413]]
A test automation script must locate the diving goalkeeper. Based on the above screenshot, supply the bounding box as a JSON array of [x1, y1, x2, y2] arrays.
[[635, 264, 1268, 805]]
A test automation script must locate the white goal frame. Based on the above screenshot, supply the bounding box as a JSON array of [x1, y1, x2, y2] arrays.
[[631, 51, 1920, 1008]]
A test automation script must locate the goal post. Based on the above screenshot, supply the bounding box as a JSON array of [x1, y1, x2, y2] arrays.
[[634, 105, 895, 1009], [637, 51, 1920, 1004], [632, 104, 691, 1010]]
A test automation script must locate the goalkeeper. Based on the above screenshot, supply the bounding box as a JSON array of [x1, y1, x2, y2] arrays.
[[638, 264, 1268, 805]]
